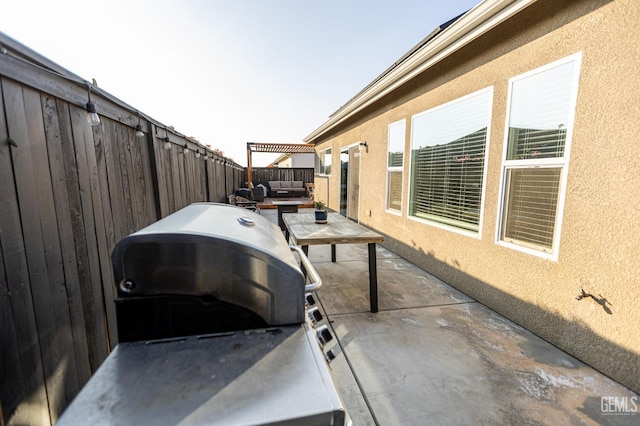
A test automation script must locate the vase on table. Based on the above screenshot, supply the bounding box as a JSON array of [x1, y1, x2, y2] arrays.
[[313, 200, 328, 224]]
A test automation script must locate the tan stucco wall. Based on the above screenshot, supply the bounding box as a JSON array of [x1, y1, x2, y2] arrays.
[[312, 0, 640, 392]]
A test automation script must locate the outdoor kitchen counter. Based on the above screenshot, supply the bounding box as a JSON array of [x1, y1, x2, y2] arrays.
[[283, 212, 383, 313]]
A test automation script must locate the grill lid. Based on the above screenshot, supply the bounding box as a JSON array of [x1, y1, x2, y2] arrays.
[[112, 203, 305, 328]]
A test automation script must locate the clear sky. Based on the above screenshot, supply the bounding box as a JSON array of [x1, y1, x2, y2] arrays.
[[1, 0, 480, 166]]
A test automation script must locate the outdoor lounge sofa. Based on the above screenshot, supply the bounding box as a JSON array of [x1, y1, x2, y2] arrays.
[[268, 180, 307, 197]]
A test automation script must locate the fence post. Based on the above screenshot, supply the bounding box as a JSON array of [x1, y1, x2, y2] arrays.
[[146, 123, 162, 220]]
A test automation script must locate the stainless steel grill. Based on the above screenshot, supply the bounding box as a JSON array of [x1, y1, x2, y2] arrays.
[[58, 203, 348, 425], [111, 203, 315, 341]]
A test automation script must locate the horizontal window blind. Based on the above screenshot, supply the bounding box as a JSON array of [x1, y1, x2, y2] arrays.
[[387, 171, 402, 211], [410, 128, 487, 231], [409, 89, 491, 232], [387, 120, 405, 212], [503, 167, 561, 250], [388, 152, 403, 167], [507, 127, 566, 160]]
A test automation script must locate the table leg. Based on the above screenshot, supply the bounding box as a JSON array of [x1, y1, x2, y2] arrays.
[[368, 243, 378, 313], [277, 205, 299, 231], [331, 244, 336, 262]]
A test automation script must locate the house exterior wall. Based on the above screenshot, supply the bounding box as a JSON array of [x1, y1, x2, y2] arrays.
[[311, 0, 640, 393], [278, 153, 315, 168]]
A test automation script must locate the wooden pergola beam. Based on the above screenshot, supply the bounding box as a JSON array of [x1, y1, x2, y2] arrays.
[[246, 142, 316, 187]]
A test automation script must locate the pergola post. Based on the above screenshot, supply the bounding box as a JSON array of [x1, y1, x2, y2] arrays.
[[246, 142, 253, 187]]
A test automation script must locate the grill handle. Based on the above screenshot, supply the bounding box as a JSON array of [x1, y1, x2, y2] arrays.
[[290, 245, 322, 292]]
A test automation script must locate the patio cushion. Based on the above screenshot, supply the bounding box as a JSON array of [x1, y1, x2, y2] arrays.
[[280, 181, 292, 188], [291, 181, 303, 188], [268, 181, 281, 189]]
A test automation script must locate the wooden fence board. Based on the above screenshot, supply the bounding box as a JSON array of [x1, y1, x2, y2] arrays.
[[214, 160, 227, 203], [193, 155, 203, 202], [75, 116, 129, 351], [155, 136, 173, 217], [0, 78, 50, 426], [183, 147, 194, 203], [102, 120, 128, 243], [123, 125, 150, 230], [128, 126, 145, 227], [208, 161, 217, 202], [91, 118, 119, 347], [209, 161, 218, 203], [138, 127, 158, 223], [25, 89, 84, 421], [2, 79, 55, 425], [141, 126, 161, 222], [225, 164, 234, 196], [213, 162, 219, 201], [151, 133, 166, 215], [205, 160, 215, 202], [45, 97, 92, 386], [177, 148, 188, 209], [112, 123, 133, 233], [69, 104, 109, 371], [85, 117, 116, 358], [190, 153, 198, 202], [0, 248, 25, 425], [167, 142, 182, 214], [194, 157, 205, 202]]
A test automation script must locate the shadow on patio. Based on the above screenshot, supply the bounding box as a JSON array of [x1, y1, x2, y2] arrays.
[[260, 208, 639, 426]]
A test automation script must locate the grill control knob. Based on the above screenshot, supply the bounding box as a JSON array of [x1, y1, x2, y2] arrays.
[[316, 325, 333, 346], [325, 348, 337, 363], [306, 293, 316, 306], [308, 307, 323, 323], [119, 280, 135, 293]]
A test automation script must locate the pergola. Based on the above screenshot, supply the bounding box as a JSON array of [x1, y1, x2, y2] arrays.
[[246, 142, 316, 185]]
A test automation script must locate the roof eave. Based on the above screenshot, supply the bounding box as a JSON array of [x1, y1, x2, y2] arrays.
[[304, 0, 540, 144]]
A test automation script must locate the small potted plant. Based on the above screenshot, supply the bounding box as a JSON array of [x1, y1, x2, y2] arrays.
[[314, 200, 328, 224]]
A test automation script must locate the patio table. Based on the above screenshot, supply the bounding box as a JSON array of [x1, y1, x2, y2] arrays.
[[282, 212, 384, 313]]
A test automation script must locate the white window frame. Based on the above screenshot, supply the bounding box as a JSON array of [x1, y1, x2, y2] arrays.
[[407, 87, 493, 237], [317, 147, 332, 176], [495, 53, 582, 261], [385, 119, 406, 216]]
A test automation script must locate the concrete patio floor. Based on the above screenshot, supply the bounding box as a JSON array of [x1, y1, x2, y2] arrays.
[[260, 209, 639, 425]]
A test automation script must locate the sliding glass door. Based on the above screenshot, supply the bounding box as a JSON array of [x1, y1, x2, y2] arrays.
[[340, 145, 360, 221]]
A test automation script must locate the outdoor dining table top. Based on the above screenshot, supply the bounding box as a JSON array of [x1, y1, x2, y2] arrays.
[[282, 212, 383, 246]]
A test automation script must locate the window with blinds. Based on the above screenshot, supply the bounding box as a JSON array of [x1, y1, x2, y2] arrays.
[[387, 171, 403, 211], [409, 88, 492, 232], [386, 120, 405, 213], [499, 53, 581, 258], [318, 148, 331, 175], [503, 167, 561, 250]]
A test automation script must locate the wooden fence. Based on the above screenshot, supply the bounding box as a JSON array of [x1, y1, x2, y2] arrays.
[[0, 37, 246, 425]]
